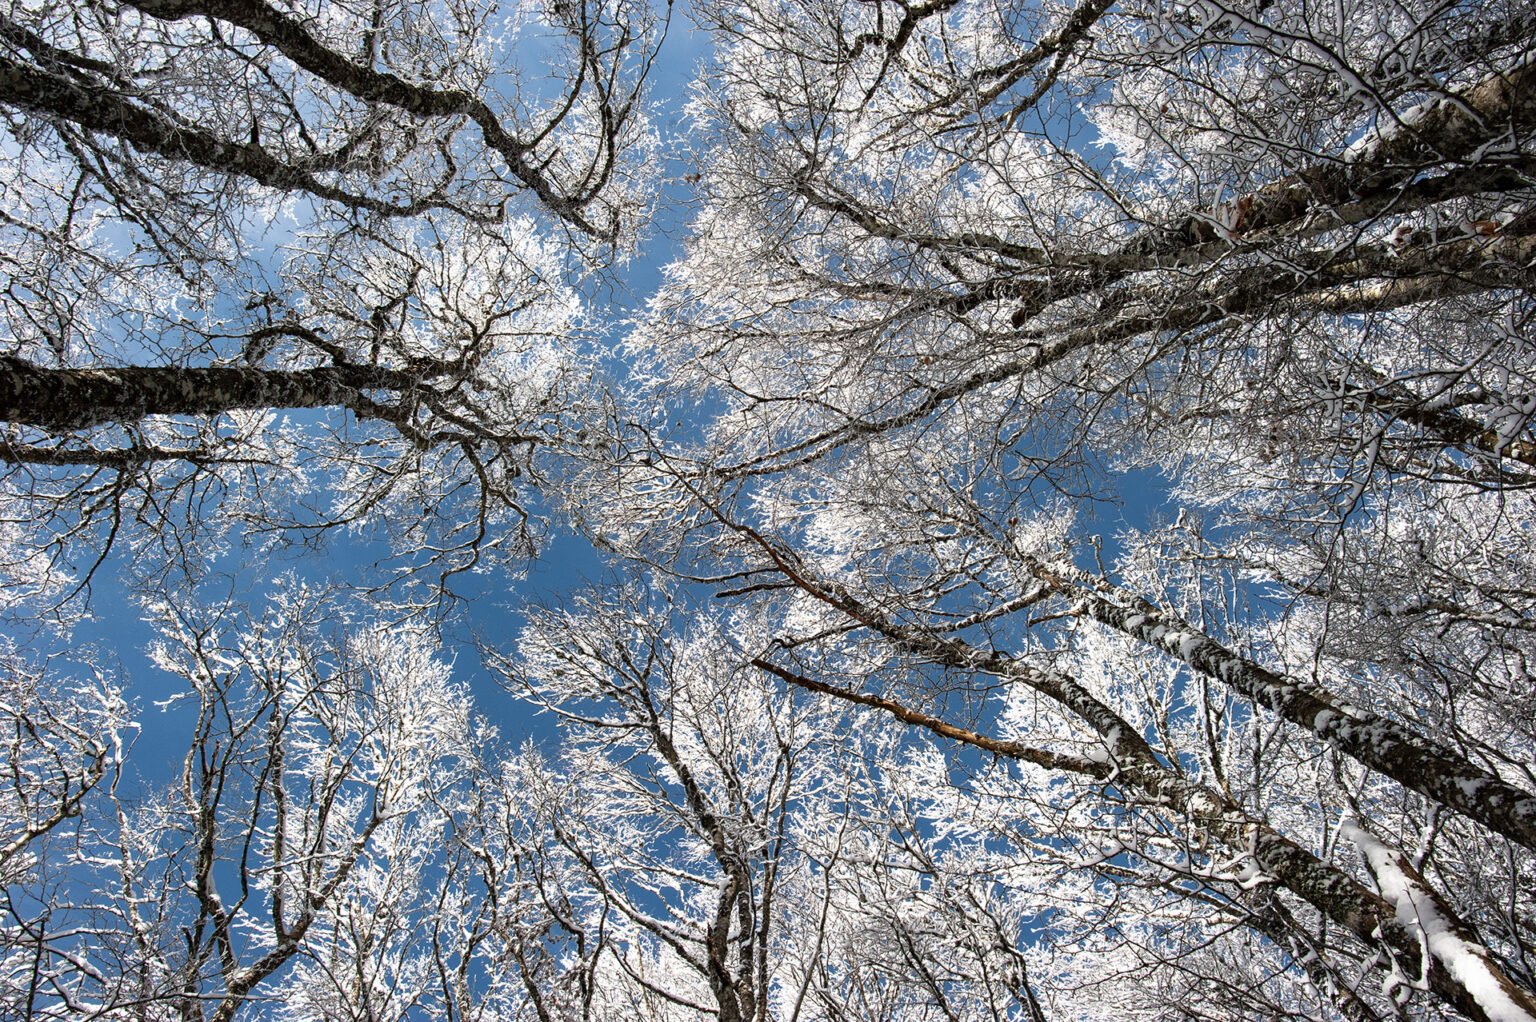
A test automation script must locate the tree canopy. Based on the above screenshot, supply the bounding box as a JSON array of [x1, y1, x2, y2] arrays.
[[2, 0, 1534, 1020]]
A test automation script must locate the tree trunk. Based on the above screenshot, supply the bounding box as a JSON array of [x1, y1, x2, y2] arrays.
[[0, 358, 419, 431]]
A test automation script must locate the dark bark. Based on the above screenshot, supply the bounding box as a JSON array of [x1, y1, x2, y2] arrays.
[[0, 36, 439, 218], [0, 0, 625, 236], [1123, 59, 1536, 258], [1064, 578, 1536, 852], [1341, 379, 1536, 469], [792, 60, 1536, 294], [643, 704, 757, 1022], [0, 357, 423, 431], [119, 0, 610, 236], [714, 225, 1536, 480]]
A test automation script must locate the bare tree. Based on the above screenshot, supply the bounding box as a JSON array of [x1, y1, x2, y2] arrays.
[[0, 0, 661, 613], [0, 642, 129, 1016], [0, 586, 537, 1022], [7, 0, 1536, 1017], [492, 583, 1083, 1022], [636, 0, 1532, 488], [489, 586, 830, 1022], [576, 0, 1536, 1015]]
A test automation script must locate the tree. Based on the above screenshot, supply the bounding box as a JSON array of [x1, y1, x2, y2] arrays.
[[582, 0, 1536, 1017], [0, 584, 547, 1022], [7, 0, 1536, 1018], [491, 586, 835, 1022], [493, 584, 1068, 1022], [0, 642, 128, 1014], [0, 0, 659, 613]]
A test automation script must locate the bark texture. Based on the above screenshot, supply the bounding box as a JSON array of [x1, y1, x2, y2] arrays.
[[0, 358, 423, 432]]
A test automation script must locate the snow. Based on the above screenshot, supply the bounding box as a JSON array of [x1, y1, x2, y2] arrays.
[[1343, 818, 1536, 1022], [1230, 859, 1277, 891], [1456, 778, 1489, 799]]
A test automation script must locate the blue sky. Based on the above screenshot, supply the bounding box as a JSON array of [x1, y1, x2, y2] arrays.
[[10, 3, 1178, 786], [18, 8, 713, 778]]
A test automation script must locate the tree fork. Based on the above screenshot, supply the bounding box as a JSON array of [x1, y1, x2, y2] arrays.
[[0, 37, 436, 218], [723, 508, 1529, 1021], [119, 0, 610, 237]]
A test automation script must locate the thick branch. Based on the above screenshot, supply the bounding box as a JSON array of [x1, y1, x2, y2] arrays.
[[121, 0, 611, 236], [0, 41, 446, 218], [1124, 59, 1536, 258], [716, 225, 1536, 479], [1048, 563, 1536, 851], [711, 512, 1498, 1018], [1343, 818, 1536, 1022], [792, 59, 1535, 317], [0, 358, 425, 431], [755, 653, 1495, 1022]]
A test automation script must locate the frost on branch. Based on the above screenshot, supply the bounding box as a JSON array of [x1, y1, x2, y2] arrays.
[[1344, 817, 1536, 1022]]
